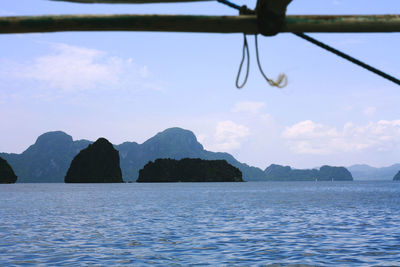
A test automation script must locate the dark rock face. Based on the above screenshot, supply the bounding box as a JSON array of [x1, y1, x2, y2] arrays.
[[1, 128, 267, 182], [0, 157, 17, 184], [137, 158, 243, 183], [117, 127, 265, 182], [393, 171, 400, 181], [65, 138, 123, 183], [264, 164, 353, 181]]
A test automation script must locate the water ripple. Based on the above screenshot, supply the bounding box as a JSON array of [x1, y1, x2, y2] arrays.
[[1, 181, 400, 265]]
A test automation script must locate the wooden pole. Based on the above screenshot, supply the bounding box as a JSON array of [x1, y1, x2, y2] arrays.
[[51, 0, 213, 3], [0, 14, 399, 34]]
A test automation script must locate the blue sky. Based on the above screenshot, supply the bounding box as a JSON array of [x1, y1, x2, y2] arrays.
[[0, 0, 399, 169]]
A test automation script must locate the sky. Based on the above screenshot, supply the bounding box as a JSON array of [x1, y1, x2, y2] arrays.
[[0, 0, 399, 169]]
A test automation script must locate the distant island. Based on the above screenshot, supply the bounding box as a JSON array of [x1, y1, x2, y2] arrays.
[[0, 157, 17, 184], [0, 128, 265, 182], [1, 128, 397, 183], [394, 171, 400, 181], [137, 158, 243, 183], [264, 164, 353, 181], [65, 138, 124, 183]]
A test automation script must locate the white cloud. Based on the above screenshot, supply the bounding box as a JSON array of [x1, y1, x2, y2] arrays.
[[3, 43, 161, 94], [23, 44, 117, 91], [283, 120, 400, 155], [283, 120, 338, 139], [232, 101, 265, 114], [196, 134, 208, 146], [205, 120, 250, 152]]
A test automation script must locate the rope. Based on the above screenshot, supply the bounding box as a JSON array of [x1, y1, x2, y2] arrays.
[[218, 0, 399, 87], [255, 34, 288, 88], [216, 0, 255, 15], [219, 0, 287, 88], [216, 0, 241, 11], [295, 33, 400, 86], [236, 34, 250, 89]]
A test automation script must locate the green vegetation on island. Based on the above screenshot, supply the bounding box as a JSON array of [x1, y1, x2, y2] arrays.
[[65, 138, 123, 183], [0, 157, 17, 184], [264, 164, 353, 181], [137, 158, 243, 183]]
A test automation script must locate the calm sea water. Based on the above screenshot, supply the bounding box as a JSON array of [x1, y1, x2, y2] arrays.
[[1, 181, 400, 266]]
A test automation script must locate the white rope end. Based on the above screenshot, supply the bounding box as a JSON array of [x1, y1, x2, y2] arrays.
[[268, 73, 288, 88]]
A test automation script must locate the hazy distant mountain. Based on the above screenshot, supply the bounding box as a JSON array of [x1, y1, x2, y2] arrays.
[[0, 131, 91, 183], [347, 164, 400, 181], [116, 128, 266, 182], [0, 128, 267, 182]]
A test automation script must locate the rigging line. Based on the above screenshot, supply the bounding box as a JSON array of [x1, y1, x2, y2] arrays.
[[218, 0, 286, 88], [255, 35, 288, 88], [236, 34, 250, 89], [216, 0, 241, 11], [216, 0, 255, 15], [295, 32, 400, 86]]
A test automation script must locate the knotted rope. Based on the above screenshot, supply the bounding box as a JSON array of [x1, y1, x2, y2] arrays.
[[219, 0, 289, 89], [219, 0, 399, 87], [236, 34, 288, 89], [255, 35, 287, 88]]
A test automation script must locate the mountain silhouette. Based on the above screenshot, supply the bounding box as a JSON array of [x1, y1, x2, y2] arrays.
[[1, 128, 266, 182], [0, 131, 91, 183], [347, 164, 400, 180], [65, 138, 123, 183]]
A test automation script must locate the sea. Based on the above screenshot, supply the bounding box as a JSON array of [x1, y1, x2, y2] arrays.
[[1, 181, 399, 266]]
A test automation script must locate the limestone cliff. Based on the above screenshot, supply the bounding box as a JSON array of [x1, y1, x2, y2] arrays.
[[65, 138, 123, 183], [0, 157, 17, 184], [137, 158, 243, 182]]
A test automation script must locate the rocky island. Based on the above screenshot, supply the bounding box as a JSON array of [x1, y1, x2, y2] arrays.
[[0, 157, 17, 183], [264, 164, 353, 181], [0, 128, 267, 182], [394, 171, 400, 181], [318, 165, 353, 181], [137, 158, 243, 182], [65, 138, 123, 183]]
